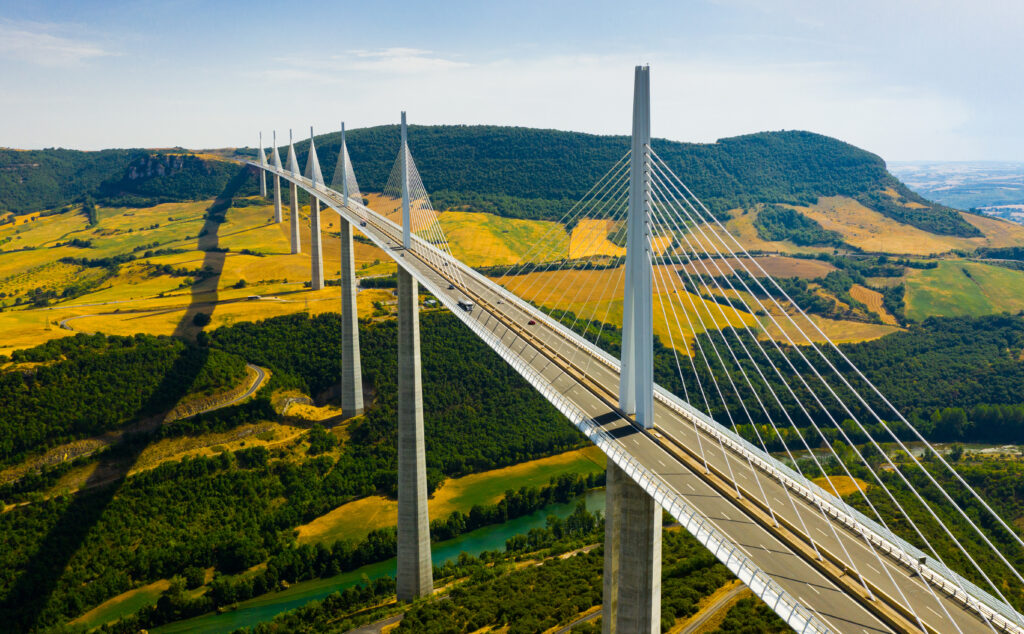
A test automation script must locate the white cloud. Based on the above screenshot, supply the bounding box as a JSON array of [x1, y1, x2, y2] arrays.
[[0, 20, 114, 67]]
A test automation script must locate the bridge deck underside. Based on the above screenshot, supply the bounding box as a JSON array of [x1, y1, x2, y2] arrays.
[[262, 165, 993, 634]]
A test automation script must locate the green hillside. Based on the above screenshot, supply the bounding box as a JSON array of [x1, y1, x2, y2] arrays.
[[2, 127, 976, 237]]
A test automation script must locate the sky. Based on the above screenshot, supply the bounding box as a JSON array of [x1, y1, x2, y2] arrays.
[[0, 0, 1021, 161]]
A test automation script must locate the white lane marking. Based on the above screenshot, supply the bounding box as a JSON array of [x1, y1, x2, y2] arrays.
[[760, 543, 770, 553], [866, 564, 880, 575], [815, 527, 827, 536], [809, 584, 820, 595], [926, 606, 943, 619], [737, 471, 748, 479], [721, 511, 730, 520], [686, 482, 695, 492], [656, 459, 666, 468]]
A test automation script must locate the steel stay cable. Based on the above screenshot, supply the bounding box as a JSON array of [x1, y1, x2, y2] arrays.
[[649, 195, 810, 534], [650, 174, 938, 620], [466, 178, 631, 381], [490, 176, 629, 347], [652, 149, 1024, 565], [648, 162, 983, 629], [498, 164, 630, 308], [649, 172, 961, 633], [649, 153, 1014, 629], [496, 152, 631, 280], [507, 189, 631, 381]]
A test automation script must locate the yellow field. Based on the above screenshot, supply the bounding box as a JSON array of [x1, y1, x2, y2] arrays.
[[439, 210, 567, 267], [849, 284, 898, 325], [812, 475, 869, 497], [295, 446, 606, 544], [569, 218, 626, 259], [0, 208, 88, 250], [960, 212, 1024, 248], [757, 310, 898, 345], [0, 198, 405, 353]]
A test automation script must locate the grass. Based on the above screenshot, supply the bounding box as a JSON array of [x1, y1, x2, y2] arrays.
[[295, 446, 606, 544], [68, 579, 171, 630], [904, 260, 1024, 321]]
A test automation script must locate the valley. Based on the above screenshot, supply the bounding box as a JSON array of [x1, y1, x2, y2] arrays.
[[1, 127, 1023, 633]]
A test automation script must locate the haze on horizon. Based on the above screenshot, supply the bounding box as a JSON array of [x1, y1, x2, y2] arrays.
[[0, 0, 1021, 163]]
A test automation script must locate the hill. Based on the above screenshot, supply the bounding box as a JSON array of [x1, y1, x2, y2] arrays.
[[2, 127, 995, 244]]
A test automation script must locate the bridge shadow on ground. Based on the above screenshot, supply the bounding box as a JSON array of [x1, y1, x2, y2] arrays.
[[0, 167, 252, 632]]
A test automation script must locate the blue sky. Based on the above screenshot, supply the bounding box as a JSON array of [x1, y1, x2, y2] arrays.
[[0, 0, 1021, 161]]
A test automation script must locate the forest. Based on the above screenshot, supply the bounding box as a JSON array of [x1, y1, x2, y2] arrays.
[[0, 333, 246, 465], [752, 204, 845, 246]]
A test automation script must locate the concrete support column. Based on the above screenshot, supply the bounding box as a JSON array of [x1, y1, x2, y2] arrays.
[[289, 182, 301, 255], [273, 174, 282, 223], [259, 170, 267, 198], [309, 198, 323, 290], [396, 267, 432, 601], [340, 218, 364, 417], [603, 461, 661, 634]]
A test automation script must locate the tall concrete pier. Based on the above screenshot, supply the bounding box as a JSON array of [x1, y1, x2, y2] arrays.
[[395, 268, 432, 601], [603, 462, 662, 633], [257, 132, 268, 198], [308, 198, 323, 289], [339, 218, 364, 417]]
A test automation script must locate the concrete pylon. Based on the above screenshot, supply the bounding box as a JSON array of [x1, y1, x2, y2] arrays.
[[400, 112, 412, 250], [306, 128, 324, 290], [603, 461, 661, 634], [272, 131, 283, 223], [620, 65, 654, 429], [340, 218, 364, 417], [286, 130, 301, 254], [257, 132, 268, 198], [396, 267, 432, 601]]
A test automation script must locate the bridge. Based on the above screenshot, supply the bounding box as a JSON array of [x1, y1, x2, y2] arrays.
[[248, 67, 1024, 633]]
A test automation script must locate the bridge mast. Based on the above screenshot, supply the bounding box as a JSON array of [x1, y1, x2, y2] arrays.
[[605, 65, 661, 634], [271, 131, 283, 223], [400, 112, 412, 249], [620, 65, 654, 429], [286, 129, 301, 254], [306, 127, 325, 290], [257, 132, 268, 198]]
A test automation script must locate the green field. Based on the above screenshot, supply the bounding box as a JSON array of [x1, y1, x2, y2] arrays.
[[69, 580, 171, 631], [905, 260, 1024, 321]]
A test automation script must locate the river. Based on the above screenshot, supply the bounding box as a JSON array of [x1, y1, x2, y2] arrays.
[[154, 489, 606, 634]]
